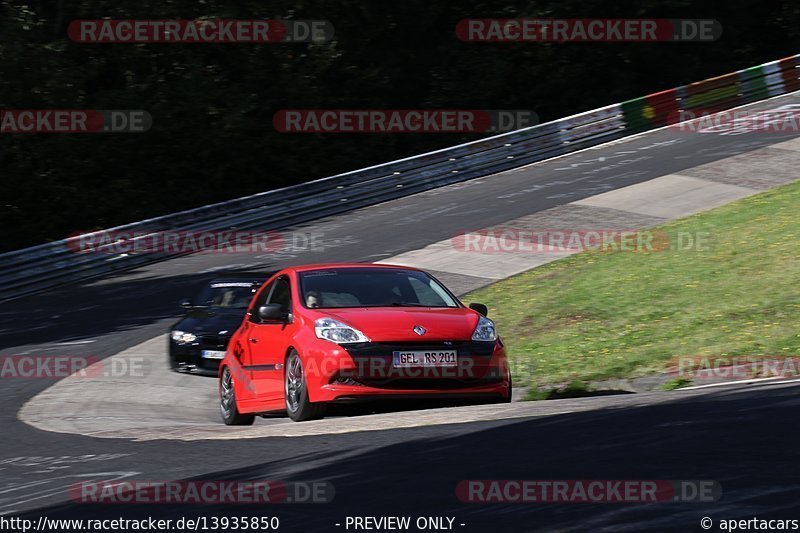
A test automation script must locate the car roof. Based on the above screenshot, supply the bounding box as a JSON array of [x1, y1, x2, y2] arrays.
[[283, 263, 423, 274], [209, 271, 275, 284]]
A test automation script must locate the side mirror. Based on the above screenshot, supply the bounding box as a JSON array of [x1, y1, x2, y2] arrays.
[[258, 303, 287, 322], [469, 303, 488, 317], [179, 298, 193, 309]]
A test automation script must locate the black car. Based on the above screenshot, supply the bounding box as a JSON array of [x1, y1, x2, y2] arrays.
[[169, 274, 271, 374]]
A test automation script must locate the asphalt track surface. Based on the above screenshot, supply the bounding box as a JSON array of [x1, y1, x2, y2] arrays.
[[3, 93, 800, 531]]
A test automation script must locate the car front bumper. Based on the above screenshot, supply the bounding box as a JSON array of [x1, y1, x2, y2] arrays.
[[168, 334, 231, 374], [304, 339, 511, 403]]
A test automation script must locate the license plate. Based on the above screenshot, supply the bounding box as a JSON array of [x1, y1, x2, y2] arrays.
[[392, 350, 457, 368], [201, 350, 226, 360]]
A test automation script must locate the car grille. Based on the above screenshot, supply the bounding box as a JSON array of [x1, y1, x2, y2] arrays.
[[199, 334, 231, 351], [344, 341, 495, 358], [334, 340, 501, 389]]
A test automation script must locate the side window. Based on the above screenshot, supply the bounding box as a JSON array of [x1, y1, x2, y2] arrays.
[[248, 280, 274, 322], [267, 277, 291, 310]]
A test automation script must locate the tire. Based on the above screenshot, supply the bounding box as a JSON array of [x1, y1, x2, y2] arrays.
[[285, 350, 327, 422], [219, 366, 255, 426], [491, 372, 513, 404], [504, 375, 513, 403]]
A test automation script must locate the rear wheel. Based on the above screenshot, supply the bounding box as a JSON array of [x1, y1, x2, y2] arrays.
[[285, 350, 327, 422], [219, 367, 255, 426]]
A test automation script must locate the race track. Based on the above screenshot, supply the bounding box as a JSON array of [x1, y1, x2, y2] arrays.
[[3, 93, 800, 531]]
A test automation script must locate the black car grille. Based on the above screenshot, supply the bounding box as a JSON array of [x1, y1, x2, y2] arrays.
[[344, 341, 495, 358], [199, 334, 231, 350], [333, 340, 501, 389]]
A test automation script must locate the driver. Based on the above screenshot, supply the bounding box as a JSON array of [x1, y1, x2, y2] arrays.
[[306, 290, 321, 308]]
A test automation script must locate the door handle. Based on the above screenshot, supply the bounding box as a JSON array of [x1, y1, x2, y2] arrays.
[[249, 338, 258, 344]]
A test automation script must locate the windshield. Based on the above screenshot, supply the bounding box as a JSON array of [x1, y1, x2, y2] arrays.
[[194, 282, 257, 309], [299, 268, 459, 309]]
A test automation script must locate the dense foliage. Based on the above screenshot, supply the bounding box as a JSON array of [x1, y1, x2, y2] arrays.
[[2, 0, 799, 251]]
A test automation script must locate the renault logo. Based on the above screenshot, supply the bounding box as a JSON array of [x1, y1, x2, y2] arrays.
[[413, 325, 427, 336]]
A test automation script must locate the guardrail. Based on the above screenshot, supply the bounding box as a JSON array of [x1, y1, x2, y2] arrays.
[[1, 54, 798, 302]]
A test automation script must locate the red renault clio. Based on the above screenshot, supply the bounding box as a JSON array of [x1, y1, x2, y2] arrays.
[[218, 263, 511, 423]]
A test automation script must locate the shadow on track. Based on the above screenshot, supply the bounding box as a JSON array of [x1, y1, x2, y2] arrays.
[[18, 383, 800, 532]]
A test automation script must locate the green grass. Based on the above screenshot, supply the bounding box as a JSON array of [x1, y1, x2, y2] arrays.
[[527, 380, 593, 400], [661, 377, 693, 391], [464, 180, 800, 398]]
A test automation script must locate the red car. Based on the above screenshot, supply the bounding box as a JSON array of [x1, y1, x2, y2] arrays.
[[218, 263, 511, 423]]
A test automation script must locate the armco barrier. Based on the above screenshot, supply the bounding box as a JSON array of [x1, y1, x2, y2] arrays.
[[1, 54, 798, 302]]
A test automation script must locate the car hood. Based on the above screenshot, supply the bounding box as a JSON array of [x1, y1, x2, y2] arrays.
[[172, 308, 246, 336], [321, 307, 480, 342]]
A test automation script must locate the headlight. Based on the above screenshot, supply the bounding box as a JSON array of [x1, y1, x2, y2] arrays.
[[315, 318, 370, 344], [171, 330, 197, 344], [471, 316, 497, 342]]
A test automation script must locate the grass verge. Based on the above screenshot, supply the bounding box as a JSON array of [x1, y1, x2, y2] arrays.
[[464, 180, 800, 399]]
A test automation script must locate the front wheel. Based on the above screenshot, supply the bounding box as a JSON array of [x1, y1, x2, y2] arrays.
[[504, 375, 513, 403], [285, 350, 327, 422], [219, 367, 255, 426]]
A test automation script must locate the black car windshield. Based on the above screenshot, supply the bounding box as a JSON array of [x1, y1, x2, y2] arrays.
[[194, 282, 257, 309], [299, 268, 459, 309]]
